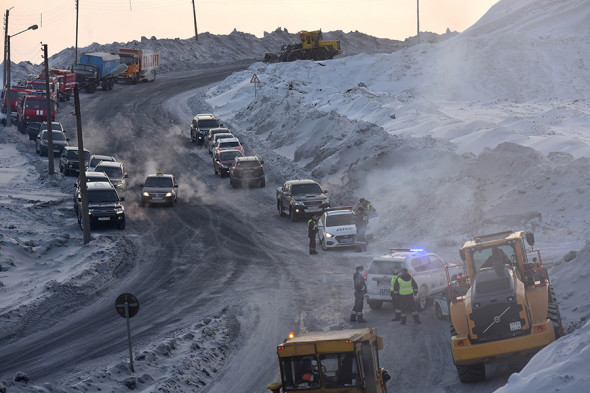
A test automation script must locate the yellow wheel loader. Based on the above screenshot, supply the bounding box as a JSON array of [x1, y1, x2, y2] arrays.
[[267, 328, 390, 392], [447, 230, 563, 383], [263, 30, 342, 63]]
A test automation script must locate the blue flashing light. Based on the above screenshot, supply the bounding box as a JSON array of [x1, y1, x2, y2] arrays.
[[410, 248, 425, 253]]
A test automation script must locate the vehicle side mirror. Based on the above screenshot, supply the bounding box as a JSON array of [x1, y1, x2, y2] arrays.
[[260, 160, 264, 164], [323, 189, 328, 193], [66, 138, 70, 141], [174, 185, 179, 188], [120, 196, 125, 202], [124, 174, 129, 178]]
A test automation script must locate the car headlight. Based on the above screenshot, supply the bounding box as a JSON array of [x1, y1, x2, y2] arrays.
[[325, 232, 334, 238], [115, 207, 124, 214], [165, 192, 172, 197], [143, 192, 149, 197]]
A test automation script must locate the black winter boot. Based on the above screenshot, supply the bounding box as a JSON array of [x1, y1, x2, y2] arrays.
[[413, 314, 422, 324], [392, 312, 401, 321], [350, 313, 356, 322], [358, 314, 367, 323], [400, 316, 407, 325]]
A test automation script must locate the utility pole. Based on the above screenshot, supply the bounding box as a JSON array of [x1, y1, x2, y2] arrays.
[[43, 43, 55, 174], [3, 8, 10, 88], [74, 83, 91, 244], [74, 0, 79, 69], [191, 0, 198, 41]]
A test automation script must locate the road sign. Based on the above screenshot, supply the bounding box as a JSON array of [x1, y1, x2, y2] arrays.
[[250, 74, 260, 84], [115, 293, 140, 318]]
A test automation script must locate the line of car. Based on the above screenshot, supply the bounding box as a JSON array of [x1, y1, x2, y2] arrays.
[[191, 113, 266, 188]]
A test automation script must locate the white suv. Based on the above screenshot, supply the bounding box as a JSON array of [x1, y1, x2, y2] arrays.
[[364, 248, 462, 311], [317, 208, 372, 250]]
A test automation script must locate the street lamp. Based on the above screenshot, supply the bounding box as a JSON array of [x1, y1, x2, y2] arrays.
[[5, 24, 38, 127]]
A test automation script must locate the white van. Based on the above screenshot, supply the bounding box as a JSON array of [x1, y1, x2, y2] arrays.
[[364, 248, 462, 311]]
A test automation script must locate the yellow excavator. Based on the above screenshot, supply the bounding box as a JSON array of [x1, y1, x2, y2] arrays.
[[447, 230, 563, 383], [263, 30, 342, 63]]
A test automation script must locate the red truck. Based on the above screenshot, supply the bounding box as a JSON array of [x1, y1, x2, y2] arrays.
[[16, 94, 55, 132], [25, 79, 59, 106], [39, 69, 76, 101], [1, 86, 34, 125]]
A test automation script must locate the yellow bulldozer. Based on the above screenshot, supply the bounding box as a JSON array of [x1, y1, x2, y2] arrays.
[[447, 230, 563, 383], [263, 30, 342, 63]]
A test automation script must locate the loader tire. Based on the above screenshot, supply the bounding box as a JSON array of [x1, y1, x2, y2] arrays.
[[287, 51, 302, 62], [548, 284, 564, 338], [312, 48, 328, 61], [456, 363, 485, 383]]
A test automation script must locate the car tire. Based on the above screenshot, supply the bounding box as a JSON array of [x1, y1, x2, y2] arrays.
[[64, 168, 69, 176], [117, 218, 126, 230], [367, 299, 383, 310], [260, 179, 266, 188], [415, 285, 428, 311], [290, 207, 296, 222]]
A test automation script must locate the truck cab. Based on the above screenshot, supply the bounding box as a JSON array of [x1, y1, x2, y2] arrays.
[[268, 328, 390, 393], [16, 94, 55, 132]]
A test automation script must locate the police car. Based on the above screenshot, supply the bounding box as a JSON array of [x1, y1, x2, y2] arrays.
[[140, 172, 178, 207], [317, 207, 365, 250], [364, 248, 461, 311]]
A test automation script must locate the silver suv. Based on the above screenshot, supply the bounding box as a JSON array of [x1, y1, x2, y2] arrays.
[[364, 248, 462, 311], [93, 161, 128, 198]]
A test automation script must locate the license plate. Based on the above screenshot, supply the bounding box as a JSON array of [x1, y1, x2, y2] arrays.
[[340, 238, 353, 243], [152, 197, 163, 200], [379, 289, 390, 294], [509, 321, 521, 331], [98, 217, 110, 221]]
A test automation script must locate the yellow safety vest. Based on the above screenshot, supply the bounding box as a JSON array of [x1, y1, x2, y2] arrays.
[[390, 275, 399, 291], [396, 277, 414, 295]]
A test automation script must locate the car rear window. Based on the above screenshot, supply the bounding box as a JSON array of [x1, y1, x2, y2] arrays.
[[326, 214, 354, 227], [368, 260, 406, 275], [220, 141, 240, 148], [236, 160, 261, 168]]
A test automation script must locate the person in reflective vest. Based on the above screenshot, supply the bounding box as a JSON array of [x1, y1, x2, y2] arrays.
[[390, 270, 401, 321], [307, 214, 319, 255], [393, 268, 421, 325]]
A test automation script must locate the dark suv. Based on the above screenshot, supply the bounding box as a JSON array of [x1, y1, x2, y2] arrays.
[[60, 146, 91, 176], [77, 181, 126, 230], [36, 129, 69, 156], [190, 114, 220, 145], [229, 156, 265, 188]]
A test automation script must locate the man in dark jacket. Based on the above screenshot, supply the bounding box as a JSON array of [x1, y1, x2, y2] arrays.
[[308, 214, 319, 255], [392, 268, 421, 325], [351, 266, 367, 323]]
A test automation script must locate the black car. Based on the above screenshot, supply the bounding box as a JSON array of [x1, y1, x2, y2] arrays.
[[36, 129, 69, 156], [77, 181, 125, 230], [229, 156, 265, 188], [60, 146, 91, 176], [190, 114, 220, 145], [25, 121, 42, 140]]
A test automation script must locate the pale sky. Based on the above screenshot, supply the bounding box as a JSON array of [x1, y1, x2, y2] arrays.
[[3, 0, 499, 64]]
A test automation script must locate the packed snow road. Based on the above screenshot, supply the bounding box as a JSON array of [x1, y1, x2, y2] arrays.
[[1, 65, 514, 392]]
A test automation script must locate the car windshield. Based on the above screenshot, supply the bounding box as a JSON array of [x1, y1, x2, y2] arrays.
[[87, 189, 119, 203], [470, 244, 517, 274], [87, 175, 108, 183], [219, 151, 242, 161], [98, 166, 123, 178], [292, 183, 322, 195], [145, 176, 173, 187], [368, 260, 406, 275], [200, 119, 219, 128], [326, 213, 354, 227], [236, 160, 260, 168], [42, 131, 66, 141]]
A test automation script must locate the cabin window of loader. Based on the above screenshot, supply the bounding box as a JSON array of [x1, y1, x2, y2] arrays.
[[280, 355, 321, 391], [472, 244, 517, 274], [319, 352, 361, 388]]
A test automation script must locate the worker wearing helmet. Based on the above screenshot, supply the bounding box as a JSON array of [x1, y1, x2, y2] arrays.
[[393, 268, 421, 325]]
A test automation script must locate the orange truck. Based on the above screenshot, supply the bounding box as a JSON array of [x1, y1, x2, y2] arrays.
[[118, 48, 160, 83]]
